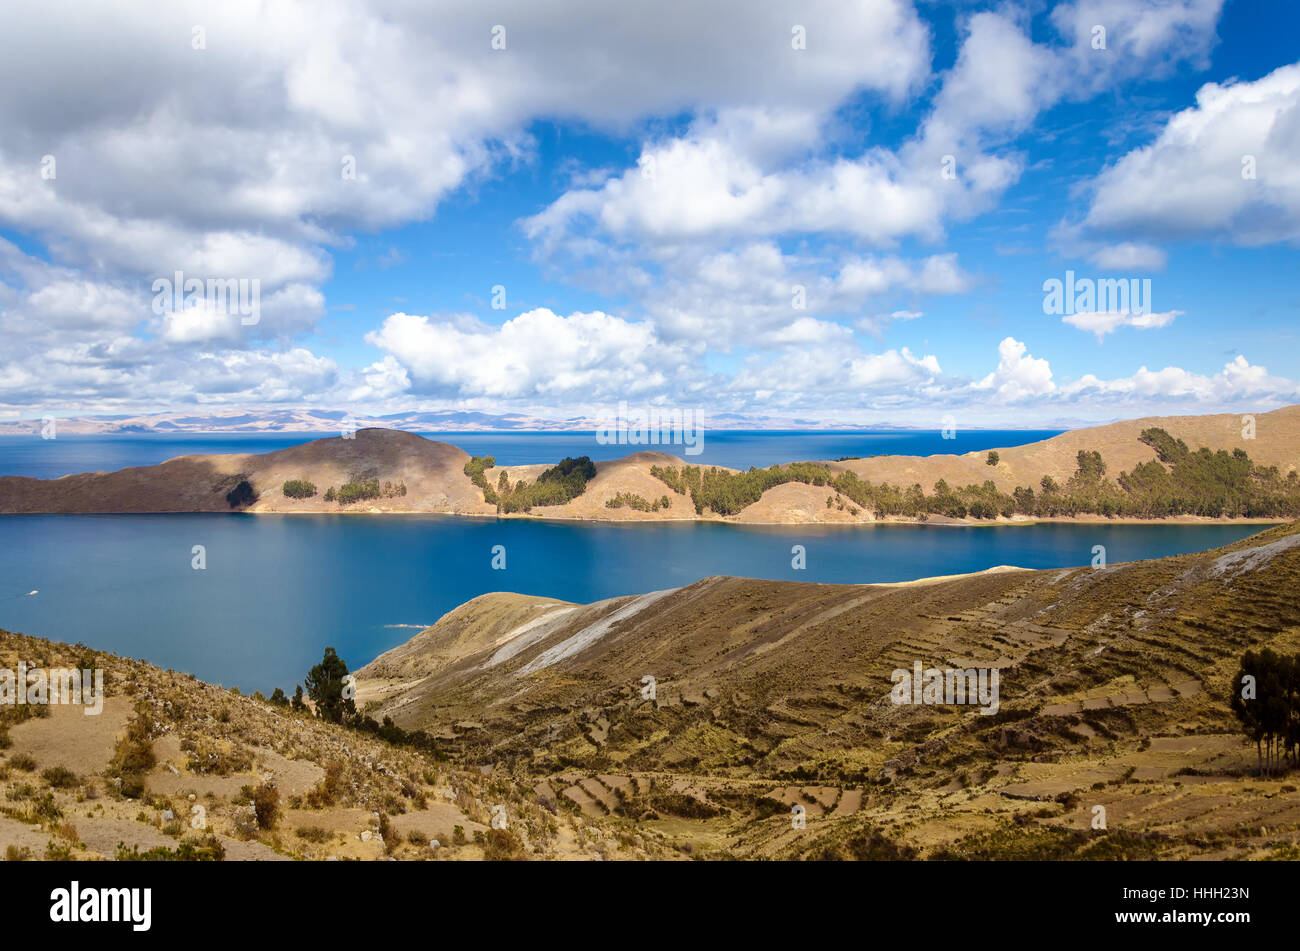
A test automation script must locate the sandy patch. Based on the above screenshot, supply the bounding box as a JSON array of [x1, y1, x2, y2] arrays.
[[7, 695, 131, 776]]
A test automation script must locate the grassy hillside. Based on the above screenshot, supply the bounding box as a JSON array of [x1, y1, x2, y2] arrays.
[[0, 630, 664, 861], [354, 521, 1300, 859], [4, 522, 1299, 860]]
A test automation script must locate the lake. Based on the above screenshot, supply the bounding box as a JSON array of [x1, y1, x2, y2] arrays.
[[0, 429, 1062, 479], [0, 514, 1263, 694]]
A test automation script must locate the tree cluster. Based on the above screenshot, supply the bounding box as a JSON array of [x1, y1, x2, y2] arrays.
[[281, 479, 317, 499], [648, 430, 1300, 521], [1231, 648, 1300, 776]]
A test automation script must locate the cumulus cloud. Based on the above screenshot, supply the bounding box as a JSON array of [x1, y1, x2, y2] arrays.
[[1049, 0, 1224, 85], [1062, 354, 1297, 403], [1063, 308, 1181, 341], [518, 7, 1214, 361], [727, 344, 942, 408], [1076, 62, 1300, 245], [594, 242, 975, 349], [0, 0, 1275, 426], [0, 0, 929, 409], [976, 337, 1057, 401], [365, 308, 693, 400]]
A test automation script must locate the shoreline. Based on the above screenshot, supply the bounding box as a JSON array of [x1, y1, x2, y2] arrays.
[[0, 507, 1286, 528]]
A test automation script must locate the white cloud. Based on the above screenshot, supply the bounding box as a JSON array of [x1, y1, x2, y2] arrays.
[[1077, 62, 1300, 245], [976, 337, 1057, 401], [161, 303, 245, 345], [0, 0, 932, 409], [856, 309, 923, 336], [1050, 0, 1224, 84], [1089, 242, 1168, 270], [349, 355, 411, 402], [365, 308, 691, 400], [585, 242, 974, 349], [1062, 354, 1295, 403], [1063, 308, 1181, 341], [0, 0, 1273, 427], [728, 344, 941, 404]]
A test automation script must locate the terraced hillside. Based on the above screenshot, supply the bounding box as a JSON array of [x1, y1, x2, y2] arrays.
[[4, 523, 1299, 860], [356, 521, 1300, 859], [0, 629, 666, 861]]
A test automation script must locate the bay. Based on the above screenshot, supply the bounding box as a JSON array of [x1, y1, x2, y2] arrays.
[[0, 514, 1262, 694]]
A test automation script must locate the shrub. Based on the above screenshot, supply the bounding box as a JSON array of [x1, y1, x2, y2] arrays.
[[41, 766, 79, 789], [482, 827, 526, 861], [116, 836, 225, 861], [282, 479, 317, 499], [605, 492, 669, 511], [109, 707, 156, 798], [986, 451, 999, 466], [335, 479, 381, 505], [306, 761, 346, 808], [180, 735, 253, 776], [251, 781, 279, 830]]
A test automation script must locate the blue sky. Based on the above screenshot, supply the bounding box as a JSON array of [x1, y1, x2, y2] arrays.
[[0, 0, 1298, 427]]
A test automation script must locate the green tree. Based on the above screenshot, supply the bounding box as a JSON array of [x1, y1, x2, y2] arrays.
[[1231, 649, 1294, 776], [226, 480, 257, 508], [304, 648, 355, 724], [986, 451, 999, 466]]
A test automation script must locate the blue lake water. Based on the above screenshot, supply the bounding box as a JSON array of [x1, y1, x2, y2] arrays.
[[0, 429, 1062, 479], [0, 514, 1263, 694]]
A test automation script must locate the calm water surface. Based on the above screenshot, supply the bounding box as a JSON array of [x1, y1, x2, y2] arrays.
[[0, 514, 1262, 693]]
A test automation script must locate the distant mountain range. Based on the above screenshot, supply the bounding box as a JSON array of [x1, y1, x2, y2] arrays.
[[0, 408, 1079, 435]]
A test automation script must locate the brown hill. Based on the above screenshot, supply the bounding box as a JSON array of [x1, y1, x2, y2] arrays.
[[2, 405, 1298, 522], [354, 520, 1300, 859], [0, 428, 489, 515], [830, 404, 1300, 492]]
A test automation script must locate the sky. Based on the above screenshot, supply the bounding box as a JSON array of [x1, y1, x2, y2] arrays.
[[0, 0, 1298, 428]]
